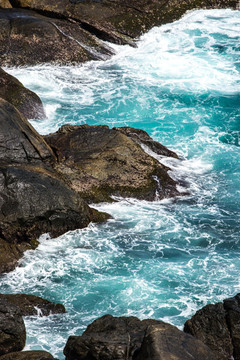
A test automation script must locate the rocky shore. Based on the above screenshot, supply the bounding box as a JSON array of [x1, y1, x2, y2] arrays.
[[0, 0, 239, 359]]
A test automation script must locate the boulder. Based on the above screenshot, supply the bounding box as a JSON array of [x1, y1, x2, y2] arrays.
[[63, 314, 216, 360], [224, 293, 240, 360], [0, 98, 109, 273], [0, 8, 114, 67], [0, 298, 26, 356], [0, 68, 45, 119], [44, 124, 179, 203], [135, 323, 216, 360], [0, 294, 65, 316], [0, 351, 55, 360], [184, 303, 233, 360]]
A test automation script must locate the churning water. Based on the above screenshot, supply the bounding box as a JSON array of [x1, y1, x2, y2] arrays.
[[1, 8, 240, 359]]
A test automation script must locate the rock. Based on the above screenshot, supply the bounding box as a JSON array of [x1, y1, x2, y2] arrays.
[[9, 0, 239, 47], [0, 298, 26, 356], [115, 127, 179, 159], [0, 1, 12, 8], [0, 294, 65, 316], [184, 295, 240, 360], [44, 124, 179, 203], [135, 323, 216, 360], [0, 97, 54, 164], [64, 315, 166, 360], [0, 98, 109, 273], [0, 8, 114, 67], [224, 293, 240, 360], [0, 68, 45, 119], [0, 350, 55, 360], [63, 314, 216, 360]]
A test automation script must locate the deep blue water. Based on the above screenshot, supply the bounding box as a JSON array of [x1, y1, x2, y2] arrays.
[[1, 8, 240, 359]]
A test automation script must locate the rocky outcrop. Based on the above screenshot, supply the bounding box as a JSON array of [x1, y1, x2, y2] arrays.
[[184, 293, 240, 360], [0, 351, 55, 360], [0, 98, 109, 273], [63, 314, 216, 360], [0, 8, 114, 67], [44, 124, 179, 203], [0, 298, 26, 356], [0, 0, 238, 66], [0, 294, 65, 316], [0, 68, 45, 119]]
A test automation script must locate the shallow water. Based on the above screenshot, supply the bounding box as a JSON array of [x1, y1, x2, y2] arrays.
[[2, 8, 240, 359]]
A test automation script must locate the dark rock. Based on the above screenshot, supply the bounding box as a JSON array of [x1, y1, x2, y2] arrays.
[[224, 293, 240, 360], [64, 314, 165, 360], [0, 350, 55, 360], [0, 8, 114, 67], [0, 98, 110, 273], [63, 314, 216, 360], [184, 302, 233, 360], [44, 124, 179, 203], [0, 298, 26, 356], [0, 68, 45, 119], [9, 0, 239, 46], [0, 97, 54, 164], [0, 294, 65, 316], [135, 322, 216, 360]]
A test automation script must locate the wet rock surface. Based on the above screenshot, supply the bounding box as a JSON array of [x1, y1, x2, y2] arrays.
[[184, 293, 240, 360], [0, 68, 45, 119], [64, 314, 216, 360], [0, 294, 65, 316], [44, 124, 179, 203], [0, 298, 26, 356], [0, 98, 109, 274]]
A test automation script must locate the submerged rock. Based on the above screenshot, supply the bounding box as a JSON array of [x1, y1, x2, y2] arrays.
[[0, 298, 26, 356], [0, 351, 55, 360], [63, 314, 216, 360], [184, 293, 240, 360], [0, 294, 65, 316], [44, 124, 179, 203], [0, 98, 109, 273], [0, 68, 45, 119]]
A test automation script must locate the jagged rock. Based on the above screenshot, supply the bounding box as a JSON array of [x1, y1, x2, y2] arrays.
[[0, 294, 65, 316], [0, 68, 45, 119], [224, 293, 240, 360], [0, 298, 26, 356], [63, 314, 216, 360], [0, 350, 55, 360], [44, 124, 179, 203], [0, 98, 109, 273], [0, 8, 114, 67]]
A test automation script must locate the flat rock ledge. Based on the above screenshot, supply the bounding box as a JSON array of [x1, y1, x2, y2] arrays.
[[63, 314, 216, 360]]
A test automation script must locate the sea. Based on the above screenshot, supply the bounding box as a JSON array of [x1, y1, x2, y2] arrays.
[[1, 8, 240, 359]]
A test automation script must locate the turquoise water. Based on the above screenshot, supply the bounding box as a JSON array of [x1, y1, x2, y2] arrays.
[[1, 8, 240, 358]]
